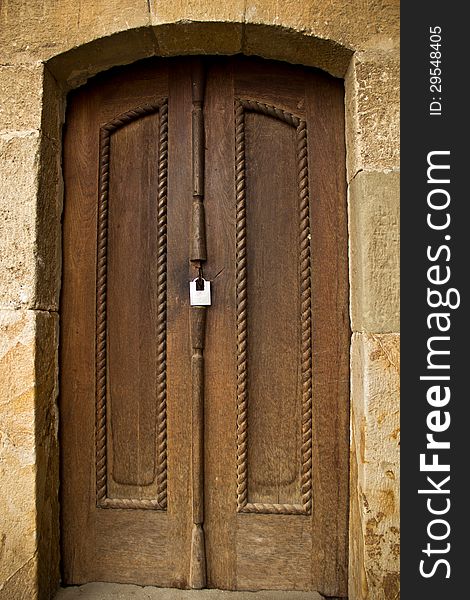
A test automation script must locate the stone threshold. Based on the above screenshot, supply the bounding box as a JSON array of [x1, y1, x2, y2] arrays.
[[54, 583, 333, 600]]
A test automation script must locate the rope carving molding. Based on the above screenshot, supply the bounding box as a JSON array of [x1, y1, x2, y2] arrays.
[[235, 99, 313, 516], [95, 100, 168, 510]]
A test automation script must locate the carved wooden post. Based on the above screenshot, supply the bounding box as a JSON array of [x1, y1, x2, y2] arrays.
[[189, 58, 207, 589], [190, 58, 207, 262], [189, 306, 207, 588]]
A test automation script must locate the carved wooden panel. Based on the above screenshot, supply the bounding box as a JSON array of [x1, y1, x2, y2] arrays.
[[235, 99, 312, 515], [95, 101, 168, 510]]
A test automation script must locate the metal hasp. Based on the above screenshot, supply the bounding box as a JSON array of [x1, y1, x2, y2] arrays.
[[189, 58, 208, 589]]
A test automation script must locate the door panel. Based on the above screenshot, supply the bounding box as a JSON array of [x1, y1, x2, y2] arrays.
[[60, 56, 349, 596], [203, 58, 349, 596], [61, 59, 193, 586], [106, 107, 162, 492], [244, 110, 302, 509]]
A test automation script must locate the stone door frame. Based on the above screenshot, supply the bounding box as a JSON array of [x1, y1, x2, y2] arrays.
[[0, 11, 399, 600]]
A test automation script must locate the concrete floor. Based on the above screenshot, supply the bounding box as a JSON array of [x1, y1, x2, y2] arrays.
[[54, 583, 326, 600]]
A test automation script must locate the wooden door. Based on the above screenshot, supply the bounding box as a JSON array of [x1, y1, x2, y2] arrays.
[[60, 56, 349, 596], [61, 59, 195, 587]]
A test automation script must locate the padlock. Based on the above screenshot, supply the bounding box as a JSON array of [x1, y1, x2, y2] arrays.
[[189, 277, 211, 306]]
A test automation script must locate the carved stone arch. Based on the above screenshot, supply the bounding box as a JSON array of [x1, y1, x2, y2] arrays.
[[47, 22, 354, 91]]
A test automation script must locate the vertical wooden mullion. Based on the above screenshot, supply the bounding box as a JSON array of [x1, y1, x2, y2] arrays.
[[189, 57, 208, 589]]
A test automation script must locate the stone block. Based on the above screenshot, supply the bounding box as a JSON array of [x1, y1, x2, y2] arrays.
[[0, 134, 39, 310], [151, 1, 244, 56], [0, 65, 62, 142], [0, 134, 60, 311], [0, 310, 38, 594], [48, 29, 159, 91], [0, 66, 44, 134], [0, 0, 151, 66], [0, 554, 38, 600], [0, 309, 59, 599], [345, 50, 400, 178], [150, 0, 245, 24], [154, 22, 243, 56], [243, 24, 352, 78], [349, 333, 400, 600], [243, 0, 399, 52], [349, 170, 400, 333]]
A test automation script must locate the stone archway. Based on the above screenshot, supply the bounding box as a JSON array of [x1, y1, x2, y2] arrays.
[[0, 4, 399, 599]]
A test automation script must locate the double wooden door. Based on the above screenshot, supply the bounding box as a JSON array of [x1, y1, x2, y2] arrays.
[[60, 56, 349, 596]]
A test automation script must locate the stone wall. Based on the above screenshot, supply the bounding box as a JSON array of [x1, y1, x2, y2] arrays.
[[0, 2, 399, 599]]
